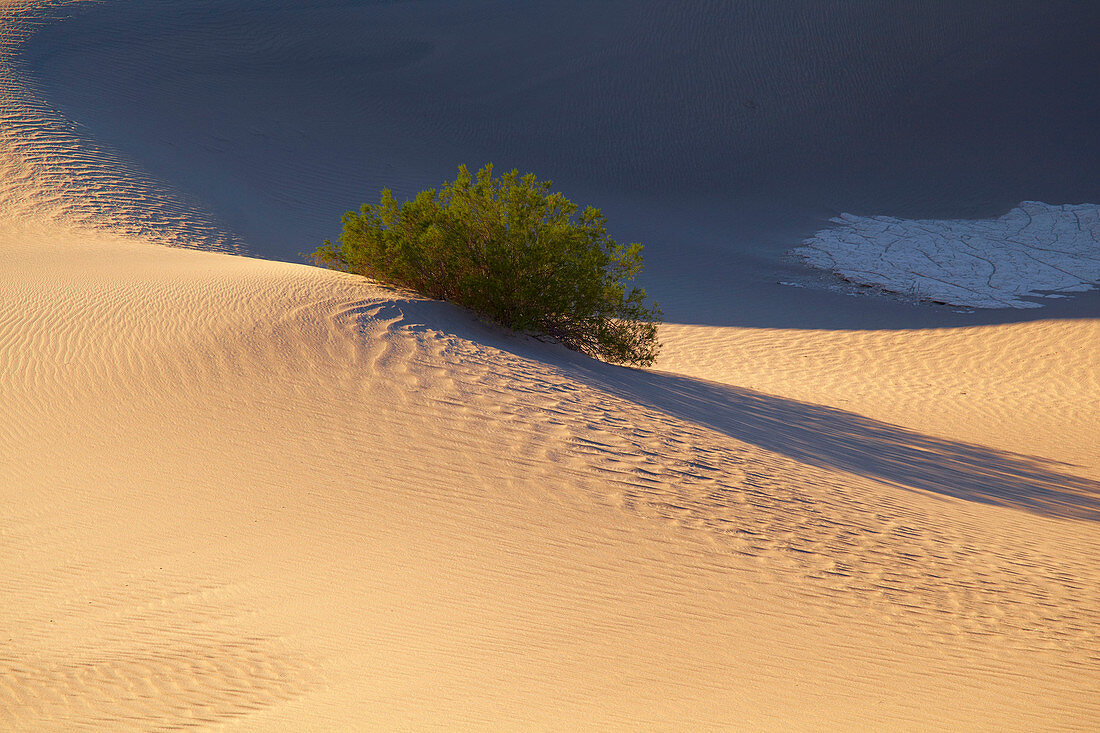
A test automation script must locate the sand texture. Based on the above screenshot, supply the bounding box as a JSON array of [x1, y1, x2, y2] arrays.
[[4, 223, 1100, 731], [3, 1, 1099, 730]]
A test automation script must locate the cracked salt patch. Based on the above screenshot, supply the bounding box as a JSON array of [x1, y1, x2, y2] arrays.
[[794, 202, 1100, 309]]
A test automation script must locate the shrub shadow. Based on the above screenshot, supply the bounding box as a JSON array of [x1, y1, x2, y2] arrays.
[[359, 294, 1100, 522], [566, 359, 1100, 523]]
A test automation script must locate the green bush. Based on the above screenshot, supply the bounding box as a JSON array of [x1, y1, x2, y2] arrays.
[[312, 164, 662, 366]]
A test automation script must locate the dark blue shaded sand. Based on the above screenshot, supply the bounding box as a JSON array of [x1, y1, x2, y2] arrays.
[[19, 0, 1100, 327]]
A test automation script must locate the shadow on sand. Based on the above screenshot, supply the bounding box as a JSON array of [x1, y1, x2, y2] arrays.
[[361, 295, 1100, 523], [569, 359, 1100, 522]]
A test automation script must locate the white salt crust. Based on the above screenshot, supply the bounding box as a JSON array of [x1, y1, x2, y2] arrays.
[[796, 202, 1100, 308]]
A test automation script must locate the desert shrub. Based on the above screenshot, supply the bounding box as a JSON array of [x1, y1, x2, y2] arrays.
[[312, 164, 662, 366]]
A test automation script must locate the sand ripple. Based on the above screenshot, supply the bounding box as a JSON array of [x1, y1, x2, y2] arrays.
[[0, 1, 239, 248]]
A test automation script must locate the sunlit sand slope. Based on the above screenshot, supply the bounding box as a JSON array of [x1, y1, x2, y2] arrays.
[[2, 225, 1099, 730]]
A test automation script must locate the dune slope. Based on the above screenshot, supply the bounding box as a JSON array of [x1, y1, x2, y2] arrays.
[[2, 224, 1099, 730]]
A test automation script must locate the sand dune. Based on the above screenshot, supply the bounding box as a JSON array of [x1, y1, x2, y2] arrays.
[[4, 223, 1099, 731], [3, 1, 1099, 730]]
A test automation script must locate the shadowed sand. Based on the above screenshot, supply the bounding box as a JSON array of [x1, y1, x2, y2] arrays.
[[585, 366, 1100, 522], [2, 1, 1100, 730], [15, 0, 1100, 327]]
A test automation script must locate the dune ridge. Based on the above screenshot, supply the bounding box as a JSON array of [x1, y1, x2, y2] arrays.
[[2, 1, 1099, 730]]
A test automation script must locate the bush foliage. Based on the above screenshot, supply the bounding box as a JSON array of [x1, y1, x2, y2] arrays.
[[312, 164, 662, 366]]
